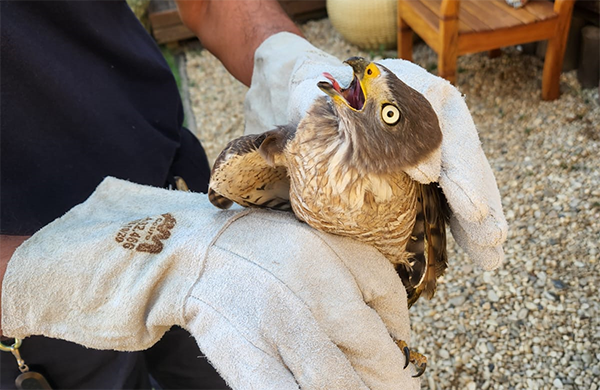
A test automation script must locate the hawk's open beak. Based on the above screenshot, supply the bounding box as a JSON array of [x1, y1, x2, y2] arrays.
[[317, 57, 368, 111], [343, 56, 369, 78]]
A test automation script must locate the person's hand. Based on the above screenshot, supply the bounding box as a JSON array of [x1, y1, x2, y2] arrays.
[[244, 33, 508, 271], [2, 177, 420, 389]]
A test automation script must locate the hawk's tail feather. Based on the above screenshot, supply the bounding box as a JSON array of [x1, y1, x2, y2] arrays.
[[208, 188, 234, 209], [402, 183, 450, 308]]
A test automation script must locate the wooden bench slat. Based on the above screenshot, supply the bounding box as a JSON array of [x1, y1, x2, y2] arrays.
[[490, 0, 538, 24], [399, 0, 441, 52], [461, 0, 524, 31], [458, 17, 558, 54], [458, 3, 493, 33], [148, 9, 182, 29], [153, 25, 196, 45], [415, 0, 554, 34], [521, 0, 558, 21]]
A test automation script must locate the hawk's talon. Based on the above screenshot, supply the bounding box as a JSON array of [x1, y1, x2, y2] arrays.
[[395, 340, 428, 377], [402, 346, 410, 369], [413, 360, 427, 378]]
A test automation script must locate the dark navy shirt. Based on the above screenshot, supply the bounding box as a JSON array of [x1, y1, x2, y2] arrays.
[[0, 2, 224, 389], [1, 0, 210, 235]]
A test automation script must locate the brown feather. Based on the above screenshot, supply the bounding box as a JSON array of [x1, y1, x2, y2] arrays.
[[208, 188, 234, 209], [405, 183, 450, 307], [208, 127, 295, 210]]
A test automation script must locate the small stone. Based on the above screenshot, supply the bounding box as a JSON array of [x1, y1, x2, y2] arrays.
[[449, 295, 466, 307], [518, 308, 529, 320], [427, 376, 437, 390], [478, 343, 488, 354], [439, 349, 450, 359], [488, 290, 500, 302], [466, 381, 476, 390], [581, 353, 592, 364], [483, 272, 493, 284], [553, 378, 564, 388], [552, 279, 566, 289], [536, 271, 547, 287], [525, 301, 538, 311]]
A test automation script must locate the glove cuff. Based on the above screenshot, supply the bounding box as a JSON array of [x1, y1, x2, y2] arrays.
[[2, 177, 244, 351]]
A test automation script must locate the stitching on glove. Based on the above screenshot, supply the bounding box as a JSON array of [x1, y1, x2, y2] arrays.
[[235, 212, 366, 302], [179, 209, 254, 324], [185, 294, 281, 361], [211, 210, 364, 311]]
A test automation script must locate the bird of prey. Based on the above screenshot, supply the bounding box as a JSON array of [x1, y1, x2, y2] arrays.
[[208, 57, 451, 376]]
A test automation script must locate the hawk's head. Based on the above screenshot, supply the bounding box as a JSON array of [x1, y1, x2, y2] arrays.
[[317, 57, 442, 174]]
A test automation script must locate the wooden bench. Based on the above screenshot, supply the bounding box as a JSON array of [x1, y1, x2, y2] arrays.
[[148, 0, 195, 45], [397, 0, 575, 100]]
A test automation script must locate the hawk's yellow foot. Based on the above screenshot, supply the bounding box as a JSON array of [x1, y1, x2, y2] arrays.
[[396, 339, 427, 378]]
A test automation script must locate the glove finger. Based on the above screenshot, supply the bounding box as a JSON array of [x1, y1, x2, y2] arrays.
[[311, 229, 413, 342], [245, 33, 341, 135], [450, 216, 505, 270], [188, 243, 369, 390], [212, 211, 420, 389], [185, 296, 300, 390]]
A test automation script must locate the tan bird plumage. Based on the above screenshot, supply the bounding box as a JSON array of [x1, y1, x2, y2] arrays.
[[209, 57, 452, 376]]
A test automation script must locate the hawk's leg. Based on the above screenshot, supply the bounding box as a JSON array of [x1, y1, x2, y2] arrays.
[[174, 176, 190, 192], [396, 339, 427, 377]]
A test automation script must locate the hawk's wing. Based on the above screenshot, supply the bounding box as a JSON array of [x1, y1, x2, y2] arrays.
[[401, 183, 451, 307], [208, 126, 296, 210]]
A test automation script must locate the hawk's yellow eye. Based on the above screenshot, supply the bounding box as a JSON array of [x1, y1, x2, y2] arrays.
[[381, 104, 401, 125]]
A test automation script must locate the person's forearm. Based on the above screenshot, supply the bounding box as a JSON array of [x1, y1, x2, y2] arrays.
[[0, 235, 29, 336], [176, 0, 303, 86]]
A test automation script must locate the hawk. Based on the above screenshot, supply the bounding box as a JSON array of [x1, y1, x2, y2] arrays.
[[208, 57, 451, 376]]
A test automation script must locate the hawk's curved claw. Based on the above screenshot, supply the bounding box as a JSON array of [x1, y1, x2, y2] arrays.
[[402, 346, 410, 369], [413, 360, 427, 378], [395, 339, 428, 377]]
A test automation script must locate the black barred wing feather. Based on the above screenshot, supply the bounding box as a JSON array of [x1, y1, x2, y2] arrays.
[[208, 126, 295, 211]]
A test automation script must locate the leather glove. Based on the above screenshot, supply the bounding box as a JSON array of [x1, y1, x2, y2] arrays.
[[244, 33, 508, 271], [2, 177, 420, 390]]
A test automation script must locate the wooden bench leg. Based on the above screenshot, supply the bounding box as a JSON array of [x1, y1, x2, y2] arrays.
[[438, 17, 458, 84], [542, 0, 575, 101], [397, 16, 413, 61], [542, 36, 564, 101]]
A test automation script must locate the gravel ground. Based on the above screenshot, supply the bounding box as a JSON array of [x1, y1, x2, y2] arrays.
[[184, 18, 600, 390]]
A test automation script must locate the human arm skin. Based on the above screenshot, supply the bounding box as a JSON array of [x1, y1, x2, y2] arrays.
[[0, 235, 29, 337], [175, 0, 303, 87]]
